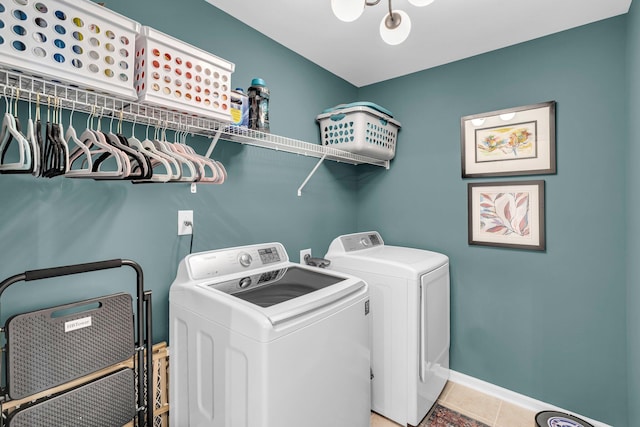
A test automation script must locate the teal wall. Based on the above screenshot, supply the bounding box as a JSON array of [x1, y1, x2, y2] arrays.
[[627, 1, 640, 426], [0, 0, 635, 426], [357, 17, 629, 426], [0, 0, 359, 344]]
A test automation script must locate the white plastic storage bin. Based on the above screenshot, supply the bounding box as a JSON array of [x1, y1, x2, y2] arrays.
[[134, 26, 235, 121], [0, 0, 140, 99], [316, 102, 401, 161]]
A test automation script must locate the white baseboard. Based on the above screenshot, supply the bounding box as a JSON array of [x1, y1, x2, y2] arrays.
[[448, 370, 612, 427]]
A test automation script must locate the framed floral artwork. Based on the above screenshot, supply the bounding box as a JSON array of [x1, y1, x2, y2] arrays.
[[461, 101, 556, 178], [468, 180, 545, 251]]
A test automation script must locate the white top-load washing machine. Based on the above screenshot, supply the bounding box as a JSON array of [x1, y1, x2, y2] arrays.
[[169, 242, 371, 427], [325, 231, 450, 427]]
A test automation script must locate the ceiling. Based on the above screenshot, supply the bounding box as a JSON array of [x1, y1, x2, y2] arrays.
[[205, 0, 632, 88]]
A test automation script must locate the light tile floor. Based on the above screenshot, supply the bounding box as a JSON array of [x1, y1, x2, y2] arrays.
[[370, 381, 537, 427]]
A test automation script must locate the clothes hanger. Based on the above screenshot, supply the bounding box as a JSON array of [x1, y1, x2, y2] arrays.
[[56, 98, 70, 174], [167, 129, 206, 181], [172, 129, 223, 184], [0, 87, 32, 173], [114, 112, 153, 180], [153, 125, 197, 182], [177, 128, 226, 184], [140, 121, 181, 181], [26, 92, 40, 177], [101, 111, 148, 180], [35, 94, 45, 178], [123, 118, 154, 180], [41, 96, 56, 177], [66, 101, 94, 176], [69, 106, 127, 179], [190, 145, 226, 183], [45, 97, 69, 176], [42, 96, 66, 178], [93, 106, 131, 179], [127, 116, 172, 183]]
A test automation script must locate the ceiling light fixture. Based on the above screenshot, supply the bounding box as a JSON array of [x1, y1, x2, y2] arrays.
[[331, 0, 435, 45]]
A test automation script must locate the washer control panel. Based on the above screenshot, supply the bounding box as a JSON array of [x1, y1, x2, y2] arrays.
[[209, 268, 287, 294], [258, 247, 281, 264], [187, 243, 288, 280]]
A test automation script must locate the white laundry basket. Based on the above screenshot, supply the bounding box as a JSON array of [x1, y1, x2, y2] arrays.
[[134, 26, 235, 121], [316, 102, 401, 161], [0, 0, 140, 99]]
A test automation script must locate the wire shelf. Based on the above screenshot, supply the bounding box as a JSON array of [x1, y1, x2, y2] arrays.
[[0, 69, 389, 168]]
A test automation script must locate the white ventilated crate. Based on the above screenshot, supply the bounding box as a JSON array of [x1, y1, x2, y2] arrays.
[[134, 26, 235, 121], [0, 0, 140, 99], [316, 103, 401, 161]]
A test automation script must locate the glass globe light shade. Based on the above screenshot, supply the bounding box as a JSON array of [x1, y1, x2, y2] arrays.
[[380, 9, 411, 45], [408, 0, 435, 6], [331, 0, 365, 22]]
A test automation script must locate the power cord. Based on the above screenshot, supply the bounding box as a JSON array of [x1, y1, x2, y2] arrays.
[[183, 220, 194, 254]]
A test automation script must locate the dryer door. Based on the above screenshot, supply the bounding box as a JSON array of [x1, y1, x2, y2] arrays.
[[419, 263, 450, 383]]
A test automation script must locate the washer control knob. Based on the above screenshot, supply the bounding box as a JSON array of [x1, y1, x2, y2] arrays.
[[360, 238, 370, 247], [238, 252, 252, 267], [239, 277, 252, 289]]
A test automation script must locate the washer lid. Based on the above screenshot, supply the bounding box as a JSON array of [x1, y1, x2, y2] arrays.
[[212, 266, 345, 308], [171, 265, 367, 341], [171, 244, 369, 341]]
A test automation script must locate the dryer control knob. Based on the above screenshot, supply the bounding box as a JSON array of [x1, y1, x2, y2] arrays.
[[238, 252, 253, 267], [360, 238, 370, 247]]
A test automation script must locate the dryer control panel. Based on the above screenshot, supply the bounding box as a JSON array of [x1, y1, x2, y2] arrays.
[[328, 231, 384, 253]]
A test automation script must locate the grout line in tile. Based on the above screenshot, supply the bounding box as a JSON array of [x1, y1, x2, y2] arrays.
[[492, 400, 503, 427], [445, 382, 502, 425], [439, 380, 454, 402], [371, 379, 538, 427]]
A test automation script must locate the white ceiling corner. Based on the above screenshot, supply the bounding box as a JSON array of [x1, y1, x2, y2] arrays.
[[204, 0, 632, 87]]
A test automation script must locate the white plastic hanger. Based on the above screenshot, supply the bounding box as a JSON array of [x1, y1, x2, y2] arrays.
[[0, 87, 32, 172], [167, 129, 206, 181], [154, 126, 197, 182], [66, 102, 93, 176], [105, 112, 149, 180], [94, 107, 131, 178], [128, 117, 172, 183], [140, 122, 181, 181], [57, 98, 70, 174], [26, 93, 40, 177], [176, 130, 225, 184], [186, 143, 227, 184], [67, 106, 127, 179]]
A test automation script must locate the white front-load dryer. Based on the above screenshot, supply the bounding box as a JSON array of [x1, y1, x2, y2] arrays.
[[325, 231, 450, 427]]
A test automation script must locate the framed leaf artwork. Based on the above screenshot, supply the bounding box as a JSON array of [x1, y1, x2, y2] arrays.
[[468, 180, 545, 251]]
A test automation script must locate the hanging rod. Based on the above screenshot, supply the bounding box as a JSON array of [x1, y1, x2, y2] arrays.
[[0, 69, 389, 168]]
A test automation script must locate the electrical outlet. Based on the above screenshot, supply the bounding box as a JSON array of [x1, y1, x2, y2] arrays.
[[300, 248, 312, 264], [178, 210, 193, 235]]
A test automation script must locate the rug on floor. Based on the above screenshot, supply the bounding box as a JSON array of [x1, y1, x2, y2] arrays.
[[420, 403, 491, 427]]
